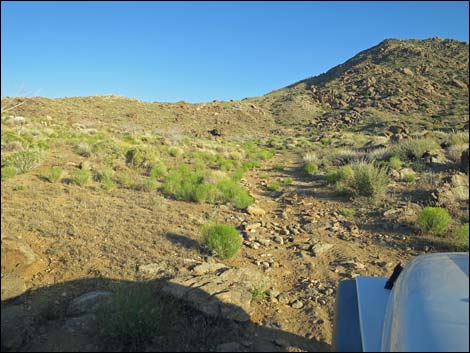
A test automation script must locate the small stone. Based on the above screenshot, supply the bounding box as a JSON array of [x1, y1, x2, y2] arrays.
[[277, 294, 288, 303], [273, 338, 289, 347], [246, 206, 266, 217], [291, 300, 304, 309], [273, 236, 284, 245], [245, 223, 261, 232]]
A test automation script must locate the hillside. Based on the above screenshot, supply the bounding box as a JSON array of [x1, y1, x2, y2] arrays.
[[1, 38, 469, 352], [250, 37, 469, 131]]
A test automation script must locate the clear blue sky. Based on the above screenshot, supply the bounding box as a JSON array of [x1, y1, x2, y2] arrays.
[[1, 1, 468, 103]]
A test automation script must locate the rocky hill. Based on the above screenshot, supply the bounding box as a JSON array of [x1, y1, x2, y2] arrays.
[[250, 37, 469, 131]]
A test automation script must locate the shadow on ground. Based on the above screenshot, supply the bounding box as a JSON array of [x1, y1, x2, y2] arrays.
[[1, 277, 331, 352]]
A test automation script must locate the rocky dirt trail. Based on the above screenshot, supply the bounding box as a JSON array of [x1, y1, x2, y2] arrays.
[[1, 150, 414, 352]]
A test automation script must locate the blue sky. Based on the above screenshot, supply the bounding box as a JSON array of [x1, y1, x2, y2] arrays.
[[1, 1, 469, 103]]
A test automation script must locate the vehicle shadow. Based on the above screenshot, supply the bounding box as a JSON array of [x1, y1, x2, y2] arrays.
[[1, 277, 331, 352]]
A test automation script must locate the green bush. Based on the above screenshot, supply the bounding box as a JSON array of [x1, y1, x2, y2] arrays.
[[162, 166, 253, 208], [1, 166, 17, 181], [394, 138, 440, 160], [304, 162, 318, 175], [418, 207, 452, 235], [44, 167, 63, 183], [402, 171, 416, 183], [455, 223, 469, 249], [168, 146, 183, 157], [4, 150, 43, 173], [280, 177, 293, 186], [98, 284, 163, 352], [115, 170, 133, 188], [142, 177, 158, 192], [272, 164, 284, 172], [340, 208, 356, 217], [125, 146, 158, 168], [95, 168, 116, 190], [216, 179, 253, 208], [388, 156, 402, 171], [347, 161, 389, 199], [149, 160, 167, 179], [201, 223, 242, 259], [74, 142, 92, 157], [268, 181, 281, 191], [72, 169, 92, 186]]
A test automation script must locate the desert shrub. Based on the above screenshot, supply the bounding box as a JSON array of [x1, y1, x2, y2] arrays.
[[251, 284, 269, 303], [168, 146, 183, 157], [163, 166, 252, 208], [320, 137, 332, 145], [448, 131, 469, 146], [4, 150, 43, 173], [98, 284, 163, 352], [347, 161, 389, 199], [446, 144, 468, 163], [327, 165, 355, 185], [268, 181, 281, 191], [280, 177, 293, 186], [388, 156, 402, 171], [44, 167, 63, 183], [340, 208, 356, 217], [302, 152, 319, 164], [71, 169, 92, 186], [304, 162, 318, 175], [74, 142, 92, 157], [115, 170, 133, 188], [201, 223, 242, 259], [402, 170, 416, 183], [272, 164, 284, 172], [216, 179, 253, 208], [1, 166, 17, 181], [218, 158, 236, 171], [149, 160, 167, 179], [3, 140, 24, 152], [418, 207, 452, 235], [455, 223, 469, 249], [95, 168, 116, 190], [142, 177, 158, 192], [394, 138, 440, 160], [125, 146, 158, 168]]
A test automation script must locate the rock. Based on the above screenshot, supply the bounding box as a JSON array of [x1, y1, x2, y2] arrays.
[[245, 222, 261, 232], [66, 291, 113, 316], [277, 294, 288, 303], [400, 67, 414, 76], [138, 262, 173, 277], [273, 236, 284, 245], [311, 243, 333, 256], [215, 342, 246, 352], [451, 78, 467, 89], [1, 305, 31, 351], [62, 314, 97, 334], [1, 238, 46, 282], [291, 300, 304, 309], [208, 128, 223, 137], [273, 338, 289, 347], [246, 206, 266, 217], [1, 275, 27, 300], [162, 267, 268, 322], [191, 262, 228, 275]]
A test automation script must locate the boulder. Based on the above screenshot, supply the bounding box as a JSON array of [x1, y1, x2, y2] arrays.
[[66, 291, 113, 316], [162, 266, 268, 322], [1, 238, 46, 281]]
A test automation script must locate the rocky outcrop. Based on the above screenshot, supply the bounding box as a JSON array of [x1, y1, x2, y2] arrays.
[[162, 265, 268, 322]]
